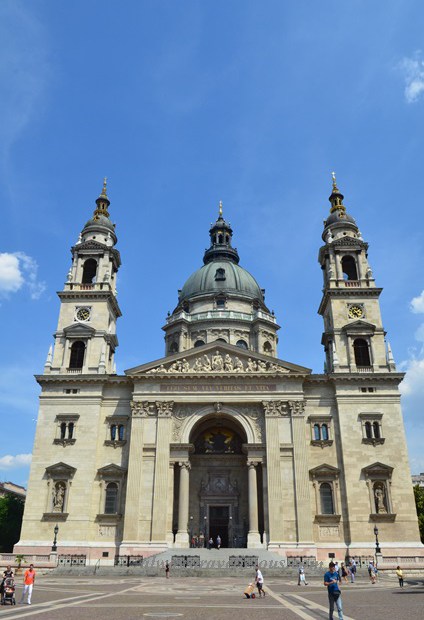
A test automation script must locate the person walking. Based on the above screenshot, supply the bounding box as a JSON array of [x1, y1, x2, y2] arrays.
[[341, 563, 348, 583], [324, 561, 343, 620], [19, 564, 36, 605], [216, 534, 221, 550], [208, 536, 214, 550], [1, 565, 14, 604], [165, 561, 170, 579], [396, 566, 404, 588], [255, 565, 265, 598], [298, 564, 308, 585], [349, 559, 356, 583]]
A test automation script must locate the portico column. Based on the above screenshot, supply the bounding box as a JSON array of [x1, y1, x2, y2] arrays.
[[166, 462, 175, 545], [247, 460, 261, 548], [175, 462, 190, 547]]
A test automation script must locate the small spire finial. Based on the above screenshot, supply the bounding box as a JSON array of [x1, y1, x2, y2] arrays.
[[218, 200, 223, 217], [331, 171, 338, 192], [101, 177, 108, 198]]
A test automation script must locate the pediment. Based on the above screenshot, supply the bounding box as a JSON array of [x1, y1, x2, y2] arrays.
[[362, 462, 393, 478], [341, 320, 376, 333], [63, 322, 96, 338], [45, 462, 76, 479], [309, 464, 340, 479], [97, 464, 127, 478], [125, 342, 311, 377]]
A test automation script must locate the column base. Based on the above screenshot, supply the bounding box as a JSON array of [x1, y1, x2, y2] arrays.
[[247, 531, 262, 548], [175, 531, 189, 547], [166, 531, 175, 546]]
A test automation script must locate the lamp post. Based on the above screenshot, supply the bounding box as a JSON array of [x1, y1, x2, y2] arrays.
[[373, 525, 381, 557], [52, 524, 59, 552], [204, 515, 207, 547]]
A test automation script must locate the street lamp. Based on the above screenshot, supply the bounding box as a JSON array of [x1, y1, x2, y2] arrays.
[[52, 524, 59, 552], [373, 525, 381, 555]]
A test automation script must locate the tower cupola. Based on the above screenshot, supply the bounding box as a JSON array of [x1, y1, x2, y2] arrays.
[[322, 173, 359, 242], [203, 201, 240, 265]]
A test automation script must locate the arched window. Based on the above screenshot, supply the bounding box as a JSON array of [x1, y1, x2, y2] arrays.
[[68, 422, 74, 439], [215, 338, 227, 343], [354, 338, 371, 366], [341, 255, 358, 280], [194, 340, 205, 347], [320, 483, 334, 514], [365, 421, 372, 439], [82, 259, 97, 284], [236, 340, 248, 349], [321, 424, 329, 440], [60, 422, 67, 440], [104, 482, 118, 514], [118, 425, 125, 441], [313, 424, 321, 440], [373, 421, 380, 439], [69, 341, 85, 369], [263, 341, 272, 354], [110, 424, 117, 440], [169, 342, 179, 353], [218, 234, 223, 244], [215, 268, 226, 281]]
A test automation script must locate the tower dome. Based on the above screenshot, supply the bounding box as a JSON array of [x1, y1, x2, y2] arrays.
[[163, 202, 279, 357]]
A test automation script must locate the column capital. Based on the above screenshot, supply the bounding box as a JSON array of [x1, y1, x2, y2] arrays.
[[130, 400, 153, 417], [156, 401, 174, 417], [288, 400, 306, 416], [178, 461, 191, 471], [247, 460, 259, 469], [262, 400, 288, 416]]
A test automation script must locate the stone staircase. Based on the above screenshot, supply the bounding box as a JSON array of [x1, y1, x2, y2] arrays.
[[52, 547, 353, 577]]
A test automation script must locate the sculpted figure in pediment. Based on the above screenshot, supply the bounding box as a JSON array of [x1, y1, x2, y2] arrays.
[[224, 354, 233, 372], [212, 350, 224, 371], [246, 358, 257, 372], [233, 356, 244, 372], [193, 357, 203, 372], [202, 355, 212, 372]]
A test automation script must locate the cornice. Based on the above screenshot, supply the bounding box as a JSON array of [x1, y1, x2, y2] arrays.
[[57, 290, 122, 317], [36, 374, 132, 385]]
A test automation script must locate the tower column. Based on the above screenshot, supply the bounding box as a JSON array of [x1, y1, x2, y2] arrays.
[[247, 461, 261, 547], [175, 462, 190, 547], [289, 400, 314, 545], [122, 402, 146, 544], [151, 402, 173, 544]]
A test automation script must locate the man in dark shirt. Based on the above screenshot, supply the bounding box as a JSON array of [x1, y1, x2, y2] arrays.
[[324, 561, 343, 620]]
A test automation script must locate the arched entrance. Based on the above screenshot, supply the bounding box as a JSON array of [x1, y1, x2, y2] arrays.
[[188, 416, 249, 548]]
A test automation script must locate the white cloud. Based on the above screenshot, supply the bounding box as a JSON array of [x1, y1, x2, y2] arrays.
[[410, 290, 424, 313], [0, 252, 46, 300], [399, 52, 424, 103], [0, 453, 32, 470]]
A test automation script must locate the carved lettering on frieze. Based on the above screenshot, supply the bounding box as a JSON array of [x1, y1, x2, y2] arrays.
[[156, 401, 174, 417], [288, 400, 306, 416], [262, 400, 288, 416]]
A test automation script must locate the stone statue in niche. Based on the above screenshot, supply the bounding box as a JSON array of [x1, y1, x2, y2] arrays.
[[374, 485, 387, 514], [52, 482, 65, 512]]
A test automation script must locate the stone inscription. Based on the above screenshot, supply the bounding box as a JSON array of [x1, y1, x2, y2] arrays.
[[319, 526, 339, 539], [161, 383, 277, 392]]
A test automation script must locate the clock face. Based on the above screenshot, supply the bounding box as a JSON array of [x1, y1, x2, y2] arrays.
[[348, 305, 364, 319], [76, 307, 91, 322]]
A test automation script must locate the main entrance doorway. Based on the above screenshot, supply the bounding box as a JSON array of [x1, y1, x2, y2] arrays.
[[209, 505, 229, 547]]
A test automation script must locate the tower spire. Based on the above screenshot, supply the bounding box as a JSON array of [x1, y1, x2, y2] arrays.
[[218, 200, 223, 218], [93, 177, 110, 220], [329, 171, 346, 214]]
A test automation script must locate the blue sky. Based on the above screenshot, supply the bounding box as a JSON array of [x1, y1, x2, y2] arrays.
[[1, 0, 424, 486]]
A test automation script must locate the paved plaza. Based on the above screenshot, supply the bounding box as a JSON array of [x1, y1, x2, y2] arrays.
[[1, 573, 423, 620]]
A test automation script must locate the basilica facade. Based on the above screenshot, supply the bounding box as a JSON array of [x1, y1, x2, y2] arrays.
[[16, 178, 422, 562]]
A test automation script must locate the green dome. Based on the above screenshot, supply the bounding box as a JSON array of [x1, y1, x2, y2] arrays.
[[180, 260, 264, 302]]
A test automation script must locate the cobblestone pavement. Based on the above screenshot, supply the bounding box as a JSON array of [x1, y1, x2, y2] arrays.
[[1, 574, 423, 620]]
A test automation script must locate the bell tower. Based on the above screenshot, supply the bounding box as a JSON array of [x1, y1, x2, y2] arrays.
[[45, 180, 122, 375], [318, 174, 396, 374]]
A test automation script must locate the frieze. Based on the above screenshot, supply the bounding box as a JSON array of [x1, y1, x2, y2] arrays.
[[161, 383, 277, 392], [262, 400, 288, 416], [147, 351, 290, 375]]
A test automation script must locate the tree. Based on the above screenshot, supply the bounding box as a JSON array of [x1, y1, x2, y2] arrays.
[[413, 484, 424, 544], [0, 494, 25, 552]]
